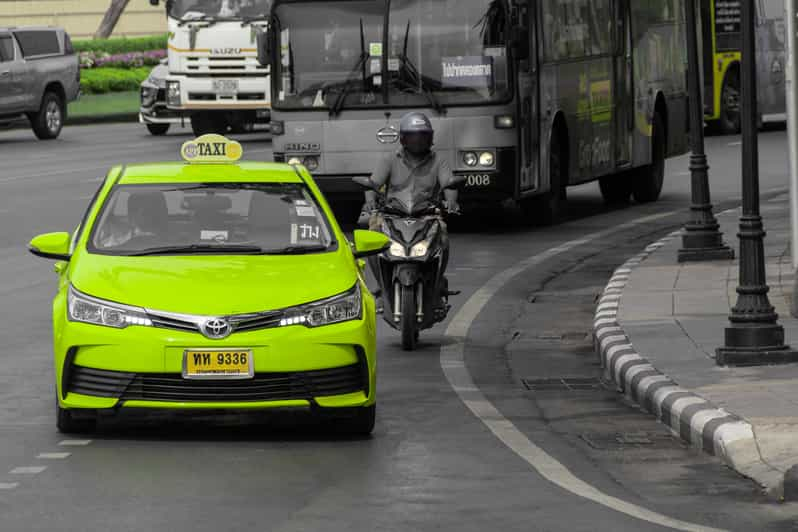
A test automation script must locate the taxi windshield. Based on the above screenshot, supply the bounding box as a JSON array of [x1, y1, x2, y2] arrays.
[[88, 183, 335, 256]]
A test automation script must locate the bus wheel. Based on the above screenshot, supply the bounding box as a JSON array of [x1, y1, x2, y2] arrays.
[[719, 70, 741, 135], [633, 113, 665, 203], [599, 173, 632, 205], [523, 132, 566, 225]]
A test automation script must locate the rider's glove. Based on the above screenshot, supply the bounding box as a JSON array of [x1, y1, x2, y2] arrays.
[[445, 200, 462, 216]]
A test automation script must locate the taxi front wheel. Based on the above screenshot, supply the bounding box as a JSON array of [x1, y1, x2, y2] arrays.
[[56, 401, 96, 434]]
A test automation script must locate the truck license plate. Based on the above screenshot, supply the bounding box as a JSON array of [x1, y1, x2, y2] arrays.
[[212, 79, 239, 95]]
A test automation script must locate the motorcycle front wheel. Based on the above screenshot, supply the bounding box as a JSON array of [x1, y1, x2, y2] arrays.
[[400, 285, 418, 351]]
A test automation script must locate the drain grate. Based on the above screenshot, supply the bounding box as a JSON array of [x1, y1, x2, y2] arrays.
[[580, 432, 683, 451], [522, 377, 602, 392]]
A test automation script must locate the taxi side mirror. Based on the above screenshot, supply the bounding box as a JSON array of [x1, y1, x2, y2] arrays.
[[352, 230, 390, 258], [256, 28, 272, 67], [29, 232, 71, 261]]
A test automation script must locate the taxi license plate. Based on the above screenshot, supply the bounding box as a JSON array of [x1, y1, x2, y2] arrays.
[[183, 350, 253, 379], [212, 79, 239, 95]]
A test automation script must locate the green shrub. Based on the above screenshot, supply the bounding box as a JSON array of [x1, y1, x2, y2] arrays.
[[80, 67, 151, 95], [73, 35, 168, 55]]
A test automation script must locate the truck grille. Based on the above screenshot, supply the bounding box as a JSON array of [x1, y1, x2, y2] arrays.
[[184, 55, 267, 75], [68, 364, 365, 403]]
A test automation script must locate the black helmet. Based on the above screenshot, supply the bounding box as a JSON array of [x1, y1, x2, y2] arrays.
[[399, 112, 434, 156]]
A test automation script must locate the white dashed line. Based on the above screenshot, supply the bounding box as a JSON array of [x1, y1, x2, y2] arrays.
[[37, 453, 71, 460], [58, 440, 92, 446], [9, 466, 47, 475], [0, 482, 19, 489]]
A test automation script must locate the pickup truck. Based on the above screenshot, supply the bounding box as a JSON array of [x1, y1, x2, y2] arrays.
[[0, 27, 80, 140]]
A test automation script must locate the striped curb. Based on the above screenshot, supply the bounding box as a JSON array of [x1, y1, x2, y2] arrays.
[[593, 230, 785, 498]]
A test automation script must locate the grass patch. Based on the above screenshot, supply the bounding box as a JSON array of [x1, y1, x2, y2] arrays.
[[73, 35, 168, 54], [68, 91, 140, 118], [80, 67, 150, 95]]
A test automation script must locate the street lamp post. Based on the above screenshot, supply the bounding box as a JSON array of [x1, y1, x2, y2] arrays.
[[677, 0, 735, 262], [716, 0, 798, 366]]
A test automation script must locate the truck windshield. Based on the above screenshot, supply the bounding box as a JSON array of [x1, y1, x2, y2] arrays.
[[273, 0, 511, 110], [168, 0, 272, 21]]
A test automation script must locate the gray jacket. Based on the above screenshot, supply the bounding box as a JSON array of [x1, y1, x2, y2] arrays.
[[371, 149, 459, 214]]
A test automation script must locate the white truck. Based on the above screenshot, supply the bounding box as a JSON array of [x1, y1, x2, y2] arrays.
[[149, 0, 271, 136]]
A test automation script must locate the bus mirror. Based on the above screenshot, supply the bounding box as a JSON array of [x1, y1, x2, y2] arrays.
[[257, 30, 271, 67], [510, 26, 529, 60]]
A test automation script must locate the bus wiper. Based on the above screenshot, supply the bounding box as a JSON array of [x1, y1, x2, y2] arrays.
[[260, 245, 331, 255], [330, 19, 369, 117], [397, 20, 445, 114], [128, 244, 265, 256], [178, 15, 219, 27]]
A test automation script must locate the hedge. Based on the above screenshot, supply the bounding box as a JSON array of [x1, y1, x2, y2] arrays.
[[80, 67, 150, 95], [73, 35, 168, 55]]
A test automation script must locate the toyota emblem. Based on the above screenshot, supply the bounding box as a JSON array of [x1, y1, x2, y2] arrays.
[[201, 318, 232, 339], [376, 126, 399, 144]]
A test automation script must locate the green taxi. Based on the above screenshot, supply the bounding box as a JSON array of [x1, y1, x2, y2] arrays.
[[28, 135, 389, 434]]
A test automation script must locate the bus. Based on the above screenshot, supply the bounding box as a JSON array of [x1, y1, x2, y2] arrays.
[[266, 0, 690, 222], [701, 0, 786, 134]]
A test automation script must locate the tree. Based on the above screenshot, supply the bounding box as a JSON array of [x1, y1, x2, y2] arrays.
[[94, 0, 132, 39]]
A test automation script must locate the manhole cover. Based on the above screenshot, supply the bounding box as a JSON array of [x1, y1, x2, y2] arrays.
[[522, 377, 602, 392], [580, 432, 682, 451]]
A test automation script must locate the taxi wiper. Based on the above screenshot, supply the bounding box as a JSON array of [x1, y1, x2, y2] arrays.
[[128, 244, 265, 256], [260, 245, 330, 255]]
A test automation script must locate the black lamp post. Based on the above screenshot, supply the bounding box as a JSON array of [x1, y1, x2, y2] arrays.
[[716, 0, 798, 366], [677, 0, 734, 262]]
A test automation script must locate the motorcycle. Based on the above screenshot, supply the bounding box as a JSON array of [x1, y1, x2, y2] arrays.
[[359, 201, 459, 351]]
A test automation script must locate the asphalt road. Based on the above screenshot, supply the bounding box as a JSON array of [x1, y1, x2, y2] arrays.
[[1, 122, 798, 531]]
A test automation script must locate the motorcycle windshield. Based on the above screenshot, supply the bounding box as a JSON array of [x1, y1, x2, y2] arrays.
[[384, 192, 436, 217]]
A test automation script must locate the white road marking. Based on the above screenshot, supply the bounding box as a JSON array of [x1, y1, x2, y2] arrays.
[[37, 453, 71, 460], [9, 466, 46, 475], [441, 209, 726, 532], [0, 482, 19, 489], [58, 440, 92, 446]]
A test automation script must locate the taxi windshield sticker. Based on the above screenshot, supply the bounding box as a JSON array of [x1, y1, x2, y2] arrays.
[[181, 134, 243, 164]]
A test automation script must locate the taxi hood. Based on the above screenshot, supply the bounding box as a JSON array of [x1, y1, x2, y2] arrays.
[[69, 250, 358, 316]]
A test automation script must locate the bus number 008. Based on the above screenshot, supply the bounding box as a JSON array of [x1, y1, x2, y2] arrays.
[[465, 174, 491, 187]]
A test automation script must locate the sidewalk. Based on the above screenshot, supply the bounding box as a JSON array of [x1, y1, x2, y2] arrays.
[[594, 194, 798, 499]]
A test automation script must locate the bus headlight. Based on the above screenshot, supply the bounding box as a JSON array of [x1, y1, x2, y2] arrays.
[[463, 152, 478, 167], [166, 81, 181, 107], [303, 156, 319, 171], [479, 151, 495, 167], [287, 156, 303, 166]]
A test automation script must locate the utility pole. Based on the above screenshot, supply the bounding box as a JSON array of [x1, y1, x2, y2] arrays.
[[717, 0, 798, 365], [787, 0, 798, 317], [678, 0, 735, 262]]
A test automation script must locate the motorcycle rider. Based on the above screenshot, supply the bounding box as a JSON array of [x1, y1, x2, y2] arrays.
[[355, 111, 462, 307]]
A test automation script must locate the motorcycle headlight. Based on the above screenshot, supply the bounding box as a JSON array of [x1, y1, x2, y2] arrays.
[[280, 284, 362, 328], [68, 286, 152, 329], [410, 240, 429, 258], [389, 241, 406, 257]]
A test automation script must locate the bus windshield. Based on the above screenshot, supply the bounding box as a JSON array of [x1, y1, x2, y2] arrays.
[[168, 0, 271, 21], [273, 0, 511, 110]]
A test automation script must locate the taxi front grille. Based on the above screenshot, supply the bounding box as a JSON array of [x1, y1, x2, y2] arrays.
[[67, 364, 364, 403]]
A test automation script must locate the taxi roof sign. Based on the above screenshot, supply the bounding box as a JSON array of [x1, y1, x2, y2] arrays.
[[181, 134, 243, 164]]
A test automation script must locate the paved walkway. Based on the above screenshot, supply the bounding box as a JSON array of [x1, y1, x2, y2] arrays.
[[596, 193, 798, 498]]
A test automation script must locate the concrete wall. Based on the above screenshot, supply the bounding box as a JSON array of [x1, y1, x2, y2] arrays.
[[0, 0, 166, 39]]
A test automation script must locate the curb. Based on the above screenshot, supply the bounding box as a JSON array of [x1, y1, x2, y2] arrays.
[[593, 230, 786, 499]]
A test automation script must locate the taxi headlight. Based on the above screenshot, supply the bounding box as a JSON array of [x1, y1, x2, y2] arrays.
[[410, 240, 429, 258], [166, 81, 181, 107], [287, 156, 303, 166], [463, 151, 478, 167], [303, 156, 319, 171], [479, 151, 495, 167], [68, 286, 152, 329], [389, 241, 406, 257], [280, 284, 362, 328]]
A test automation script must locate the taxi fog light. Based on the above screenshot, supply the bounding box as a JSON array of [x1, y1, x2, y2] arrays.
[[479, 151, 495, 167], [389, 241, 406, 257], [166, 81, 181, 107], [68, 287, 152, 329], [287, 156, 303, 166], [410, 240, 429, 258], [303, 156, 319, 171], [463, 151, 478, 167]]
